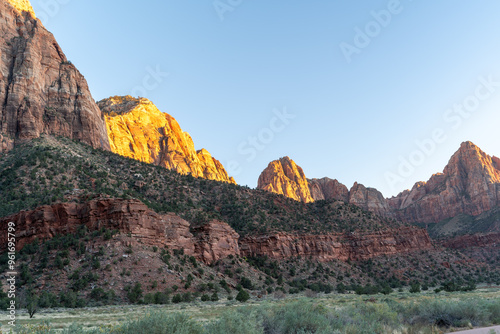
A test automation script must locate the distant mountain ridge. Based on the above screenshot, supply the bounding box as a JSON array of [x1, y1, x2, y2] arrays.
[[258, 142, 500, 225]]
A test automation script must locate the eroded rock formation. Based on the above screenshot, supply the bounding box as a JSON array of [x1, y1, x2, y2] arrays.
[[239, 227, 432, 262], [388, 141, 500, 224], [257, 157, 314, 203], [99, 96, 235, 184], [0, 0, 110, 154], [0, 199, 432, 263]]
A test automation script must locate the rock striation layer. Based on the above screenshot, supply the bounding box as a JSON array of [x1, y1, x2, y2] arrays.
[[239, 227, 432, 262], [99, 96, 235, 184], [0, 198, 240, 264], [0, 199, 432, 262], [442, 232, 500, 249], [0, 0, 110, 154]]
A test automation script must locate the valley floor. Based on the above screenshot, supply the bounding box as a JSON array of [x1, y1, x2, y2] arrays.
[[2, 286, 500, 333]]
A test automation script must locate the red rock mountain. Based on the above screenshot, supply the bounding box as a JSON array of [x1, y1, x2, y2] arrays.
[[259, 142, 500, 224], [388, 141, 500, 223], [99, 96, 235, 184], [257, 157, 390, 215], [0, 0, 110, 154], [0, 198, 432, 262]]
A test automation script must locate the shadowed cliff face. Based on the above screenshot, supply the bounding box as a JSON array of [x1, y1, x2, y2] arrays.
[[0, 198, 432, 263], [99, 96, 235, 184], [0, 0, 110, 154], [259, 142, 500, 225]]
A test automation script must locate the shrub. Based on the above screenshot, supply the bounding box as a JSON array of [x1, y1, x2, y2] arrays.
[[235, 289, 250, 303]]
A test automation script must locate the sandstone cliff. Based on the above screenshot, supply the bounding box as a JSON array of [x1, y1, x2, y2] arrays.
[[99, 96, 235, 184], [0, 0, 110, 154], [388, 141, 500, 224], [442, 232, 500, 249], [258, 159, 390, 216], [0, 198, 241, 264], [308, 177, 349, 202], [239, 227, 432, 262], [257, 157, 314, 203], [0, 198, 432, 263]]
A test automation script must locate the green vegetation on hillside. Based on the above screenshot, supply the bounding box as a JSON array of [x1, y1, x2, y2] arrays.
[[0, 136, 403, 236]]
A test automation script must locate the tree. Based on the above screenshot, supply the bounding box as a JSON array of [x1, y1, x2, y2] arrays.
[[409, 282, 421, 293], [210, 292, 219, 302], [236, 289, 250, 303]]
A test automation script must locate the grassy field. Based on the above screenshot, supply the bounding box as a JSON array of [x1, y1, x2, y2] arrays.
[[1, 286, 500, 333]]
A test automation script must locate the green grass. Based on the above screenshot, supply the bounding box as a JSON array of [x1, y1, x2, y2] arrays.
[[4, 288, 500, 333]]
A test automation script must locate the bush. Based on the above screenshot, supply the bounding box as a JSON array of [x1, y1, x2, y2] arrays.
[[127, 283, 143, 304], [235, 289, 250, 303]]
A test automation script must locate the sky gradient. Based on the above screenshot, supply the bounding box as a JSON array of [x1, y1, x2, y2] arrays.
[[31, 0, 500, 197]]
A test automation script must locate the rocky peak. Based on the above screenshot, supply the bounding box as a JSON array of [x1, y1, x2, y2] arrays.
[[257, 157, 314, 203], [99, 96, 235, 184], [444, 141, 500, 184], [388, 141, 500, 223], [0, 0, 110, 153]]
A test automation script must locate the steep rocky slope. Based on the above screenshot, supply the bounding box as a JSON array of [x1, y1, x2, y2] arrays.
[[99, 96, 234, 184], [0, 0, 110, 154], [259, 142, 500, 227]]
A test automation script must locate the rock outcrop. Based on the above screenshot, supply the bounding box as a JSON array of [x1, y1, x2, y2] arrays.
[[0, 0, 110, 154], [239, 227, 432, 262], [257, 157, 314, 203], [99, 96, 235, 184], [442, 232, 500, 249], [0, 198, 433, 263], [348, 182, 390, 217], [193, 220, 240, 264], [308, 178, 349, 202]]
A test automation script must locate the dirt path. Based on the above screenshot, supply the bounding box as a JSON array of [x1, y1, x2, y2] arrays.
[[448, 325, 500, 333]]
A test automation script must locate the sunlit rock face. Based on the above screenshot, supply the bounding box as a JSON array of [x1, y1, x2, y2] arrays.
[[99, 96, 235, 184], [258, 142, 500, 225], [257, 156, 314, 203], [0, 0, 110, 154]]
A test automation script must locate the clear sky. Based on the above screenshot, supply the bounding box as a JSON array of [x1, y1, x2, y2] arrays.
[[31, 0, 500, 197]]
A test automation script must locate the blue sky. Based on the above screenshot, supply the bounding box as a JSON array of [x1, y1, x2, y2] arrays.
[[32, 0, 500, 197]]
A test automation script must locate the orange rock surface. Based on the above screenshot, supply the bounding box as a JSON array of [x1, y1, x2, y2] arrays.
[[257, 157, 314, 203], [99, 96, 235, 184]]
